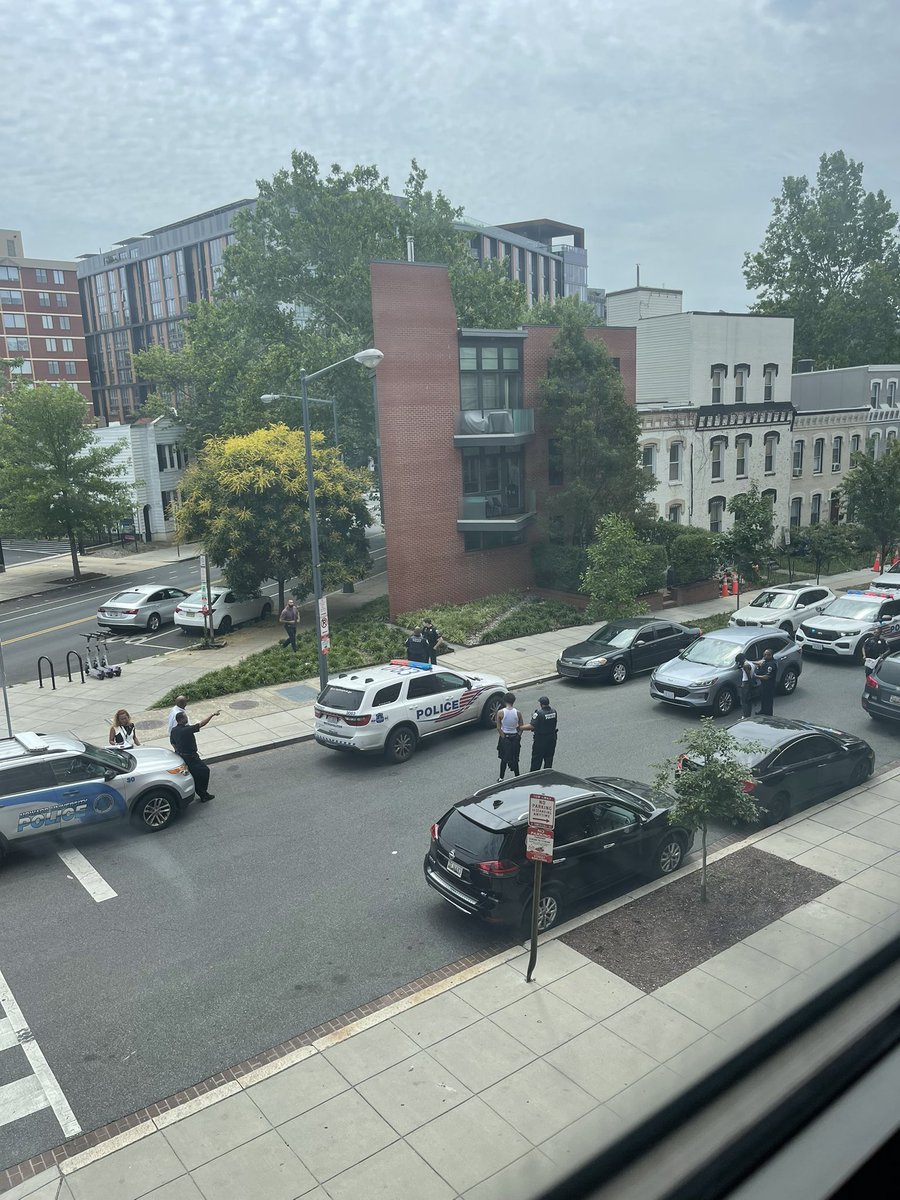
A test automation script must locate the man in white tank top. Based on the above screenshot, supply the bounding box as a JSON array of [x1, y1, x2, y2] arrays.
[[495, 693, 523, 781]]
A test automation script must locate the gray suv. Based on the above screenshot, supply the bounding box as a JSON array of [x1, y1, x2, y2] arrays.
[[650, 628, 802, 717]]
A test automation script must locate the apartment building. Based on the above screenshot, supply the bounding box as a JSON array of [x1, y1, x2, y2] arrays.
[[462, 217, 588, 304]]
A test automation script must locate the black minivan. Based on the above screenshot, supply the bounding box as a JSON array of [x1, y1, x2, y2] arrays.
[[424, 770, 693, 933]]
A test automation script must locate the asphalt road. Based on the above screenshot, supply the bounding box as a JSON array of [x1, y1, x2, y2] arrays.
[[0, 539, 72, 568], [1, 655, 897, 1169]]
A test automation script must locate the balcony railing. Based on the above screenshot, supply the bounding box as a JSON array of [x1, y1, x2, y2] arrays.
[[454, 408, 535, 441], [457, 488, 536, 530]]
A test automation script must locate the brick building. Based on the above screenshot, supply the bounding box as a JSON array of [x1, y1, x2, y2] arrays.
[[0, 229, 92, 408], [370, 260, 635, 616]]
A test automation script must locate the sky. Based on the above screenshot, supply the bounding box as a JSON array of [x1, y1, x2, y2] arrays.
[[3, 0, 898, 311]]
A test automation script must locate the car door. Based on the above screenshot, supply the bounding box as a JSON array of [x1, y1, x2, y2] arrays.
[[405, 672, 450, 734], [545, 802, 624, 902], [649, 623, 686, 668], [760, 738, 819, 808], [629, 624, 662, 673], [162, 588, 187, 621], [799, 588, 830, 620], [144, 589, 167, 620], [802, 734, 854, 799], [879, 599, 900, 648], [431, 670, 476, 728], [45, 754, 128, 827], [581, 797, 646, 888]]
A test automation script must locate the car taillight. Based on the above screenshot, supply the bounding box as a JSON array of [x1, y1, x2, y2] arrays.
[[477, 860, 520, 877], [314, 707, 323, 718], [124, 608, 139, 614], [342, 714, 371, 727], [866, 675, 879, 689], [742, 779, 757, 793], [430, 822, 440, 841], [175, 606, 182, 613]]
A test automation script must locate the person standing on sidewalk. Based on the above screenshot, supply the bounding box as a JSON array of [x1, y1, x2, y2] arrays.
[[421, 618, 440, 665], [170, 709, 220, 802], [167, 695, 188, 738], [526, 695, 559, 770], [495, 693, 524, 781], [753, 649, 777, 716], [279, 599, 299, 651], [735, 654, 755, 718], [109, 709, 140, 749]]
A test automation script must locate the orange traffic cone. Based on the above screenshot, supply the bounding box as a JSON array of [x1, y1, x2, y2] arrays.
[[731, 576, 739, 596], [720, 578, 729, 598], [873, 553, 881, 573]]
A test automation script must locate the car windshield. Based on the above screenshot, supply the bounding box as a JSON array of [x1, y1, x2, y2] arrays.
[[107, 591, 147, 605], [678, 636, 742, 667], [749, 591, 794, 610], [81, 741, 133, 772], [587, 623, 638, 648], [821, 598, 882, 620], [318, 684, 365, 710]]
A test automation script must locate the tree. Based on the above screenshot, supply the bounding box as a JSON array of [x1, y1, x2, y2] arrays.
[[840, 440, 900, 566], [654, 720, 761, 903], [791, 522, 855, 582], [743, 150, 900, 367], [174, 424, 371, 604], [527, 294, 604, 327], [582, 516, 649, 620], [540, 307, 652, 546], [0, 383, 132, 580], [718, 483, 774, 583]]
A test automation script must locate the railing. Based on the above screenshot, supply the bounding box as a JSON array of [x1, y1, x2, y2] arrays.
[[454, 409, 534, 436], [458, 488, 536, 521]]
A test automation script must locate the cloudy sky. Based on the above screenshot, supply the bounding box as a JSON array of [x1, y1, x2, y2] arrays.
[[3, 0, 898, 310]]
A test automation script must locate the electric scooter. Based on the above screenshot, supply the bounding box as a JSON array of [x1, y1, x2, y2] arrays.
[[97, 632, 122, 678], [81, 633, 107, 679]]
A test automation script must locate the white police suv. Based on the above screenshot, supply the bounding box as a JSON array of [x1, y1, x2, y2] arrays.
[[795, 589, 900, 660], [314, 661, 507, 763]]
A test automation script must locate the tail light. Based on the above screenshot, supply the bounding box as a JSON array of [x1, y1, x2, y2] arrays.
[[865, 675, 879, 689], [314, 707, 323, 718], [342, 714, 371, 727], [477, 860, 520, 877], [742, 779, 757, 793], [175, 606, 182, 613], [430, 822, 440, 841], [123, 608, 140, 614]]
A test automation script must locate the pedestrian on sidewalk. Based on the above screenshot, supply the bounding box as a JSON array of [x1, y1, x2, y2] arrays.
[[753, 649, 777, 716], [279, 599, 299, 651], [109, 709, 140, 749], [170, 709, 220, 802], [167, 695, 188, 737], [495, 693, 524, 781], [525, 695, 559, 770], [421, 618, 440, 665], [405, 627, 430, 663], [735, 654, 755, 718]]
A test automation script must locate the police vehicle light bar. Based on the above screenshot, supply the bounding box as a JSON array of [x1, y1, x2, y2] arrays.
[[390, 659, 432, 671]]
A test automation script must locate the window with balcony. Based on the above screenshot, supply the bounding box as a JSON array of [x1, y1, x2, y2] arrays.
[[642, 444, 657, 477], [811, 493, 822, 525], [459, 343, 521, 411], [710, 364, 726, 405], [735, 435, 750, 478], [709, 496, 725, 534], [462, 448, 525, 515], [763, 363, 778, 403], [790, 497, 802, 528], [734, 364, 749, 404], [792, 439, 804, 476], [0, 289, 22, 305], [832, 436, 843, 471], [668, 441, 683, 482], [764, 433, 777, 473]]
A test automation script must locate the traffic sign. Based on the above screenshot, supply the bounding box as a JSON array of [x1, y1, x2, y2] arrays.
[[526, 827, 553, 863], [318, 597, 330, 653], [528, 792, 556, 830]]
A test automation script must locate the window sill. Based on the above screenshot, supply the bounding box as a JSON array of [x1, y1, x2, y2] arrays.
[[764, 471, 776, 477]]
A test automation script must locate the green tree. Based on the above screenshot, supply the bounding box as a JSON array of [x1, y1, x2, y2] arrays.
[[743, 150, 900, 367], [792, 522, 855, 582], [582, 516, 649, 620], [0, 383, 132, 580], [540, 307, 651, 546], [719, 483, 775, 583], [840, 440, 900, 566], [654, 720, 761, 903], [175, 424, 371, 604], [527, 294, 604, 327]]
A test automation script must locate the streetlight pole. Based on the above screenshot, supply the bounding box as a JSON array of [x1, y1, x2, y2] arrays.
[[262, 347, 383, 694]]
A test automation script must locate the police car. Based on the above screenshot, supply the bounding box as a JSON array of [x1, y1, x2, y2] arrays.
[[795, 590, 900, 660], [314, 660, 507, 763], [0, 732, 196, 865]]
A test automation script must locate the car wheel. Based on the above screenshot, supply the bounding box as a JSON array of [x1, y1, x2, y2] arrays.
[[260, 602, 273, 620], [779, 621, 794, 636], [648, 833, 686, 878], [384, 725, 417, 764], [713, 687, 736, 717], [850, 759, 872, 787], [133, 789, 178, 832], [765, 791, 791, 825], [779, 666, 799, 695], [482, 694, 504, 728], [523, 885, 564, 934], [146, 613, 162, 632], [217, 616, 233, 635], [610, 661, 629, 685]]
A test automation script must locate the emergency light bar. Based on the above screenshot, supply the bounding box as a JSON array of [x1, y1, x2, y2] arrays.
[[389, 659, 432, 671]]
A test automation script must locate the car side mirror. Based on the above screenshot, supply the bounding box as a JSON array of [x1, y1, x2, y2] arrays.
[[104, 768, 117, 781], [635, 639, 646, 646]]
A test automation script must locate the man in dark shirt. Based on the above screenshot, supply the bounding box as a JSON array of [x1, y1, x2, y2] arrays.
[[405, 627, 430, 663], [753, 649, 777, 716], [171, 709, 220, 802], [862, 623, 890, 672], [421, 619, 441, 665], [527, 695, 559, 770]]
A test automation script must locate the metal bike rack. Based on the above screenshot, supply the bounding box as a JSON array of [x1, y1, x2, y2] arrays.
[[66, 650, 85, 684], [37, 655, 56, 690]]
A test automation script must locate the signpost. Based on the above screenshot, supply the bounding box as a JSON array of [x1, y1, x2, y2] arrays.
[[525, 792, 556, 982], [318, 596, 331, 655], [199, 554, 215, 645]]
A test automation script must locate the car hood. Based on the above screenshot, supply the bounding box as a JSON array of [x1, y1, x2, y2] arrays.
[[468, 671, 507, 689], [128, 745, 185, 771], [560, 640, 617, 662], [654, 658, 734, 685], [801, 616, 866, 632], [731, 605, 780, 622]]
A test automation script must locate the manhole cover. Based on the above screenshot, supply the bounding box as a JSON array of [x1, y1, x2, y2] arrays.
[[230, 700, 260, 710]]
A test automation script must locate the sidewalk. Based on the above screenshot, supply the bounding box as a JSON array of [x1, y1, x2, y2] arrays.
[[0, 542, 206, 604], [5, 765, 899, 1199]]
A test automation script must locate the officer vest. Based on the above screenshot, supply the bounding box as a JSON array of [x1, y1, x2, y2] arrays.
[[532, 708, 558, 738]]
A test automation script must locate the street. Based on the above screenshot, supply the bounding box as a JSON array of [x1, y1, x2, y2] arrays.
[[0, 652, 897, 1170], [0, 539, 72, 568]]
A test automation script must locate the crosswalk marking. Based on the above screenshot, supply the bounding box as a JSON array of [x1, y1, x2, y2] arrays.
[[0, 1016, 18, 1052], [0, 1075, 46, 1126], [57, 848, 118, 903]]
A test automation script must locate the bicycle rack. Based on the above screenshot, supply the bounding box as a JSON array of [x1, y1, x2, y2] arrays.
[[66, 650, 85, 684], [37, 655, 56, 690]]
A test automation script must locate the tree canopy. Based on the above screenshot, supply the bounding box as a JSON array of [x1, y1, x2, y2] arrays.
[[0, 383, 132, 579], [719, 482, 775, 582], [581, 515, 650, 621], [840, 440, 900, 566], [743, 150, 900, 367]]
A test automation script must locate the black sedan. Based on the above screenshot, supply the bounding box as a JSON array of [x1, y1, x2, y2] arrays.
[[557, 617, 702, 684], [684, 717, 875, 825], [862, 653, 900, 723]]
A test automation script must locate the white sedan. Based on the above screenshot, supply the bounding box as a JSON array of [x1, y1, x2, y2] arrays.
[[174, 587, 273, 635], [728, 583, 835, 637]]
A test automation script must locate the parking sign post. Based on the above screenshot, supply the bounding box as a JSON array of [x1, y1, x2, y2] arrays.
[[525, 793, 556, 983]]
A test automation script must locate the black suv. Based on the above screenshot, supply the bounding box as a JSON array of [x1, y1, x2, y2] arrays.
[[424, 770, 693, 933]]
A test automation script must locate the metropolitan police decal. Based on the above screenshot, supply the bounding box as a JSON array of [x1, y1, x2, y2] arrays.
[[417, 686, 486, 724]]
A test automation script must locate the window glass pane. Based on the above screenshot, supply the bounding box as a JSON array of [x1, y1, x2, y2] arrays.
[[459, 346, 477, 370], [502, 347, 519, 369], [481, 375, 499, 405], [481, 347, 498, 371], [460, 375, 479, 409]]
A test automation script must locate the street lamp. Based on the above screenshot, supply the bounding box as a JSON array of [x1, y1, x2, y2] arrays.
[[262, 347, 384, 692]]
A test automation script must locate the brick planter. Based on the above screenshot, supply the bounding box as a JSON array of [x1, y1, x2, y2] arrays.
[[672, 578, 721, 605]]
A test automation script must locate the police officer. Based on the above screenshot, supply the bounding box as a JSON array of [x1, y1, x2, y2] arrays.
[[405, 627, 430, 663], [421, 618, 440, 665], [527, 695, 559, 771], [862, 621, 890, 673], [753, 649, 777, 716]]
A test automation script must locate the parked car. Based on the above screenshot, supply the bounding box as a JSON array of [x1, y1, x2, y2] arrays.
[[315, 661, 507, 763], [796, 589, 900, 660], [870, 562, 900, 589], [97, 584, 189, 632], [0, 731, 195, 864], [556, 618, 702, 684], [424, 770, 693, 932], [728, 583, 835, 637], [862, 652, 900, 723], [174, 587, 273, 635], [679, 716, 874, 825], [650, 627, 801, 717]]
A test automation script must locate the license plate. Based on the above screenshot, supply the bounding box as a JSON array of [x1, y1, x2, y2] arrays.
[[806, 641, 822, 650], [657, 688, 673, 698], [446, 860, 464, 877], [325, 714, 339, 724]]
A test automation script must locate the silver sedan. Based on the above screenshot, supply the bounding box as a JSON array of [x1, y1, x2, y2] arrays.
[[97, 585, 189, 632]]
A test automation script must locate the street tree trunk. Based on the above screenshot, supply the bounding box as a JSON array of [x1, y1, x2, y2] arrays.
[[67, 529, 81, 581], [278, 578, 285, 611], [700, 822, 708, 903]]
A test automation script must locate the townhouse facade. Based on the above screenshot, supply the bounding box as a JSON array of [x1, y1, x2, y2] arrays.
[[90, 417, 189, 543]]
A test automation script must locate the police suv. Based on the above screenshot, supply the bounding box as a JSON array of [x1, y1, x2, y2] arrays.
[[314, 661, 507, 763], [795, 589, 900, 660], [0, 731, 196, 865]]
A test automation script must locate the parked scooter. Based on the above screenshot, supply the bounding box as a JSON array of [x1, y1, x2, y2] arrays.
[[97, 632, 122, 678], [81, 633, 107, 679]]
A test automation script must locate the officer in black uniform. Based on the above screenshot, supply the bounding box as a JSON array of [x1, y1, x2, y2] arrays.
[[862, 622, 890, 672], [527, 695, 559, 771]]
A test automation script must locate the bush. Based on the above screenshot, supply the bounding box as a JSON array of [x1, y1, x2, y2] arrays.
[[637, 543, 667, 595], [398, 592, 521, 645], [531, 544, 587, 594], [670, 530, 718, 586], [481, 598, 584, 643]]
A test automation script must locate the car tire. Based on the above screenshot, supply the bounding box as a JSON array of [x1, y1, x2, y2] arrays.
[[610, 661, 629, 685], [712, 687, 737, 717], [133, 789, 178, 832], [765, 791, 791, 825], [260, 602, 273, 620], [384, 725, 417, 764], [217, 616, 233, 635], [850, 759, 873, 787], [648, 833, 687, 879], [779, 621, 794, 636], [523, 885, 564, 934], [146, 613, 162, 632], [779, 666, 799, 695], [481, 693, 504, 728]]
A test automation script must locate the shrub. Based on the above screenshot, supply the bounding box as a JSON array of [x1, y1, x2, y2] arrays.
[[637, 543, 667, 595], [531, 544, 587, 594], [481, 598, 584, 643], [670, 530, 718, 586], [398, 592, 521, 645]]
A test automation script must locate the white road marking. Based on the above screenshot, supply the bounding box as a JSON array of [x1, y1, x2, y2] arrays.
[[57, 848, 118, 902], [0, 1075, 47, 1126], [0, 966, 81, 1136], [0, 1016, 18, 1052]]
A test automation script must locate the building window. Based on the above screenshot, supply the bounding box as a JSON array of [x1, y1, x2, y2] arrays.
[[710, 439, 725, 482], [709, 496, 726, 534], [548, 439, 564, 486], [41, 315, 53, 329], [810, 493, 822, 525], [813, 437, 824, 473], [668, 442, 683, 482], [0, 289, 22, 304], [61, 338, 73, 352], [47, 360, 60, 375], [850, 434, 861, 455], [5, 337, 28, 352], [45, 338, 57, 352], [764, 433, 777, 474], [829, 491, 841, 523], [870, 431, 882, 459], [35, 268, 48, 283], [53, 269, 65, 285], [58, 315, 71, 330], [735, 435, 750, 478], [0, 265, 19, 281], [888, 381, 898, 407], [871, 380, 882, 406], [710, 364, 726, 405], [762, 488, 777, 511], [763, 363, 778, 403], [38, 291, 50, 307], [642, 444, 657, 477], [9, 359, 31, 374], [790, 497, 802, 528], [459, 343, 522, 410], [65, 361, 77, 375], [463, 530, 525, 552], [55, 293, 67, 308], [792, 439, 804, 476], [667, 503, 683, 524], [462, 448, 524, 513], [610, 357, 621, 373], [888, 430, 898, 444], [832, 436, 842, 471], [2, 313, 26, 329], [5, 238, 15, 256], [734, 364, 749, 403]]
